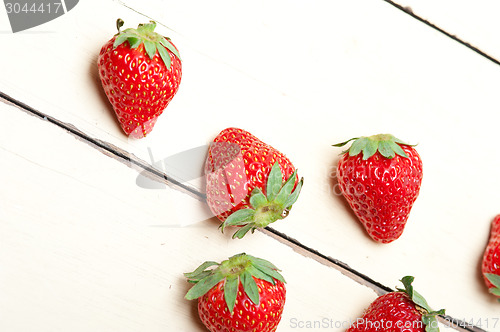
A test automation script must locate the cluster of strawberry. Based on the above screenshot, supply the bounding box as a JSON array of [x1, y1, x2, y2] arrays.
[[96, 20, 499, 332]]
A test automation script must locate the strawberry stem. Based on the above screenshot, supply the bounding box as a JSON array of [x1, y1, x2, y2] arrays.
[[333, 134, 412, 160], [397, 276, 445, 332], [184, 253, 285, 314], [485, 273, 500, 296], [220, 162, 304, 239], [112, 19, 181, 69], [116, 18, 124, 33]]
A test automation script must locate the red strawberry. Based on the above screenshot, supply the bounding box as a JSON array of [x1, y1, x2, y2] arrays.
[[205, 128, 303, 238], [347, 276, 445, 332], [184, 253, 286, 332], [481, 214, 500, 297], [333, 134, 423, 243], [97, 19, 182, 138]]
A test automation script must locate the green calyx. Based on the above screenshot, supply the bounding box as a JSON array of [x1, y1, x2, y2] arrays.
[[333, 133, 412, 160], [221, 162, 304, 239], [184, 253, 285, 314], [485, 273, 500, 301], [113, 18, 181, 69], [397, 276, 446, 332]]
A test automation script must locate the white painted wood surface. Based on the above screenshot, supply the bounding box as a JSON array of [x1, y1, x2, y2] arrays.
[[1, 0, 499, 331], [0, 100, 376, 331], [390, 0, 500, 63]]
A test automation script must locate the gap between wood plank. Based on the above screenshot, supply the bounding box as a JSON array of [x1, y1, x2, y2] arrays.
[[383, 0, 500, 66], [0, 91, 485, 332], [0, 91, 203, 202]]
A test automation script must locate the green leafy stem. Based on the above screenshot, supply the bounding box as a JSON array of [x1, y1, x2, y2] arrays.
[[221, 162, 304, 239], [184, 253, 285, 314], [398, 276, 446, 332], [333, 133, 413, 160], [485, 273, 500, 302], [113, 18, 181, 69]]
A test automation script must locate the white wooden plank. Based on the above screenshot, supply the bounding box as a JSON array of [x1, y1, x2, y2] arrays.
[[257, 3, 500, 326], [0, 101, 376, 331], [112, 0, 500, 325], [389, 0, 500, 62]]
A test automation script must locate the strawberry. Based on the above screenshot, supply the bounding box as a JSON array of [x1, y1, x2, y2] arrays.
[[333, 134, 423, 243], [184, 253, 286, 332], [97, 19, 182, 138], [348, 276, 445, 332], [205, 127, 303, 238], [481, 214, 500, 298]]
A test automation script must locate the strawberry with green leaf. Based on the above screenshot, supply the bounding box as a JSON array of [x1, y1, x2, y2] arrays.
[[348, 276, 445, 332], [482, 214, 500, 298], [98, 19, 182, 138], [185, 253, 286, 332], [205, 128, 303, 238], [333, 134, 423, 243]]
